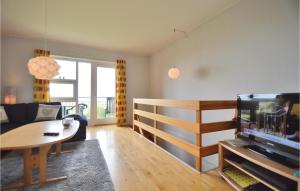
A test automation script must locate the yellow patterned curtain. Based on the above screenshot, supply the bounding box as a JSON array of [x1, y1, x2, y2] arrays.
[[116, 59, 127, 127], [33, 49, 50, 102]]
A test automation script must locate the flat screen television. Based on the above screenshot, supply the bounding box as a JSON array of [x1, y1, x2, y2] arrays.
[[237, 93, 300, 166]]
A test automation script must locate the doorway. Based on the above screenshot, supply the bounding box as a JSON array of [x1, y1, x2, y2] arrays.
[[90, 64, 116, 125]]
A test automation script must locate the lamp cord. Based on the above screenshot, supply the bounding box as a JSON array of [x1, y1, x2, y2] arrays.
[[44, 0, 48, 55]]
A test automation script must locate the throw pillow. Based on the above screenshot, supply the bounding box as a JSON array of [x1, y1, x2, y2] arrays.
[[0, 106, 9, 123], [35, 104, 61, 121]]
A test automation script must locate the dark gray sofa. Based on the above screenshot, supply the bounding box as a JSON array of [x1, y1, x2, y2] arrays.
[[0, 102, 87, 142]]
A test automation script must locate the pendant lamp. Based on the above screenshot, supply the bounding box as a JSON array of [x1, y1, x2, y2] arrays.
[[168, 66, 180, 79], [27, 0, 60, 80]]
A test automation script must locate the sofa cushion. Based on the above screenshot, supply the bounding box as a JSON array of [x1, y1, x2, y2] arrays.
[[26, 102, 62, 122], [0, 106, 9, 123], [35, 104, 61, 121], [45, 102, 63, 119], [2, 103, 27, 124]]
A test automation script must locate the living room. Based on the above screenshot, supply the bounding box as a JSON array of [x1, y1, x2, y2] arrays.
[[1, 0, 299, 190]]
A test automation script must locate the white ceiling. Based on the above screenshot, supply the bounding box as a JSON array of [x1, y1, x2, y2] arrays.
[[1, 0, 239, 56]]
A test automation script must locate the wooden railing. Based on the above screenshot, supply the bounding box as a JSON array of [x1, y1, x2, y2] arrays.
[[133, 98, 237, 172]]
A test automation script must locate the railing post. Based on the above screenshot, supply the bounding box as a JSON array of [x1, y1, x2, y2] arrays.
[[133, 100, 141, 134], [133, 100, 143, 136], [133, 99, 137, 131], [234, 108, 238, 139], [195, 109, 202, 172], [153, 105, 158, 144]]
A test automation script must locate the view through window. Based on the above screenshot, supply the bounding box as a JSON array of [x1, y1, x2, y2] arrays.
[[49, 57, 116, 123], [97, 67, 116, 119]]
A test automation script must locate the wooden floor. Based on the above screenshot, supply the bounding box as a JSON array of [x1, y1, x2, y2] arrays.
[[87, 125, 234, 191]]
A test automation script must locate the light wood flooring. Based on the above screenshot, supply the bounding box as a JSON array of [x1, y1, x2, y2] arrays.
[[87, 125, 234, 191]]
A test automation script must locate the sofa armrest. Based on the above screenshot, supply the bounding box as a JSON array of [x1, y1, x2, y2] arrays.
[[63, 114, 87, 142]]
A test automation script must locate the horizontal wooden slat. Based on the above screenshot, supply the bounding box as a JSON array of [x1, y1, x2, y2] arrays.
[[199, 101, 236, 110], [201, 121, 236, 134], [134, 120, 200, 157], [200, 144, 218, 157], [134, 109, 200, 133], [134, 98, 200, 110]]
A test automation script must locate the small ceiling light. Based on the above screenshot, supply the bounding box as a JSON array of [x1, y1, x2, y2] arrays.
[[27, 0, 60, 80], [168, 66, 180, 79]]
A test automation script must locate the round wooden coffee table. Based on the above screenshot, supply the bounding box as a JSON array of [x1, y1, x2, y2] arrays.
[[0, 120, 79, 190]]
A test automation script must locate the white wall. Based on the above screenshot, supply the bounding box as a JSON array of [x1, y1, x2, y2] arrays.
[[149, 0, 299, 170], [1, 36, 150, 124]]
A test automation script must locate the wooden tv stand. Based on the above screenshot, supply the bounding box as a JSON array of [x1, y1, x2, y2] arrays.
[[219, 140, 300, 191]]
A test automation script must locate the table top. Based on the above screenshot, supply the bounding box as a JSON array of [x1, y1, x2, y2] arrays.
[[0, 120, 79, 150]]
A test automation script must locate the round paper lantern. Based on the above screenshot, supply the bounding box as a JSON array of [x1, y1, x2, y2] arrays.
[[168, 66, 180, 79], [27, 56, 60, 80]]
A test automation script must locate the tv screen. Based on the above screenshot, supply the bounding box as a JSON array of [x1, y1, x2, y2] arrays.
[[237, 93, 300, 150]]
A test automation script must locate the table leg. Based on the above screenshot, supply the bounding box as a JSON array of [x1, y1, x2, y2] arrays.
[[23, 149, 32, 186], [39, 145, 51, 184], [39, 144, 67, 184], [50, 142, 73, 155], [56, 143, 62, 154], [1, 145, 67, 190]]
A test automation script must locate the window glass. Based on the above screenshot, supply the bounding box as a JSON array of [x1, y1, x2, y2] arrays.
[[97, 67, 116, 119], [54, 59, 76, 80], [50, 83, 74, 98], [78, 97, 91, 119], [97, 97, 115, 119], [97, 67, 115, 97], [78, 62, 91, 97]]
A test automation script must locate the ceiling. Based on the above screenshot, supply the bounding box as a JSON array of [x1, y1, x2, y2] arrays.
[[1, 0, 239, 56]]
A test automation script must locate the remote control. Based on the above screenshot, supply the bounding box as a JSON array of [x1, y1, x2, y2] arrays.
[[44, 132, 59, 136]]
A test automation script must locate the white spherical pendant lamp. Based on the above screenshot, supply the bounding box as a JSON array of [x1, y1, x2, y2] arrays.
[[27, 56, 60, 80], [168, 66, 180, 79]]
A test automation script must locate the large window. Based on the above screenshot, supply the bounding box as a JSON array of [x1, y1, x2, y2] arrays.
[[50, 56, 116, 125]]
